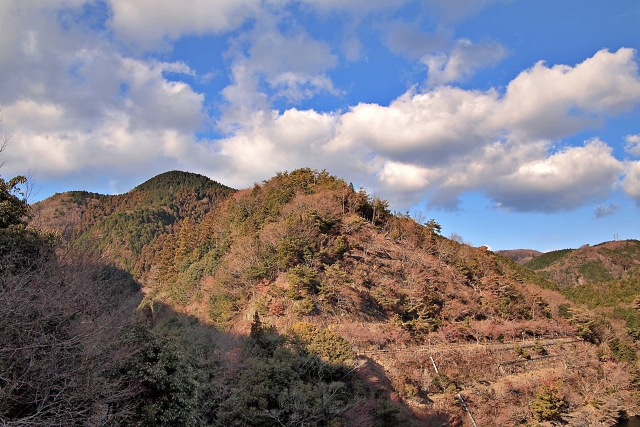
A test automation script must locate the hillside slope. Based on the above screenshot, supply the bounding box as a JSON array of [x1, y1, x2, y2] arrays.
[[32, 171, 235, 270], [35, 168, 640, 426], [523, 240, 640, 286]]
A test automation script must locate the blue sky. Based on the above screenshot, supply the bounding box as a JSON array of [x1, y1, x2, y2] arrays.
[[1, 0, 639, 251]]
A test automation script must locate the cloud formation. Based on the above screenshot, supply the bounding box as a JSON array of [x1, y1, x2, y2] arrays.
[[196, 49, 639, 212], [423, 39, 507, 85], [220, 18, 339, 131], [623, 161, 640, 203], [107, 0, 261, 47], [626, 134, 640, 157], [0, 1, 207, 191], [593, 204, 620, 218], [1, 0, 639, 216]]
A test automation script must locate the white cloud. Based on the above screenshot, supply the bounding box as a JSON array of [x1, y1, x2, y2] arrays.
[[379, 161, 432, 190], [626, 134, 640, 156], [219, 19, 339, 129], [327, 86, 499, 165], [199, 108, 345, 189], [0, 1, 207, 191], [487, 140, 623, 212], [222, 48, 640, 210], [2, 53, 205, 180], [106, 0, 261, 46], [104, 0, 501, 46], [498, 48, 640, 141], [622, 161, 640, 202], [423, 38, 507, 85], [383, 22, 506, 86]]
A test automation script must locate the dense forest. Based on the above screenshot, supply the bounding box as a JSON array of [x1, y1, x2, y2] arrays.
[[2, 168, 640, 426]]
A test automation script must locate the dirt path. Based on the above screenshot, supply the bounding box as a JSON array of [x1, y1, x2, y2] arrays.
[[356, 336, 580, 357]]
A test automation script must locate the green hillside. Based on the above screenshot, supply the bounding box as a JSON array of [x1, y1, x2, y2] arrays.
[[524, 248, 574, 271], [523, 241, 640, 287], [35, 171, 236, 270]]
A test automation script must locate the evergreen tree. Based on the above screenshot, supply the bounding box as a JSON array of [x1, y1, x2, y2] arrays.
[[0, 174, 30, 229]]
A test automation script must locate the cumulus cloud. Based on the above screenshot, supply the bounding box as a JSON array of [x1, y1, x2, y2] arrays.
[[499, 48, 640, 141], [626, 134, 640, 156], [2, 0, 640, 215], [219, 18, 339, 130], [2, 53, 205, 180], [622, 161, 640, 203], [104, 0, 500, 46], [106, 0, 261, 47], [423, 39, 507, 85], [384, 21, 505, 85], [327, 86, 500, 165], [593, 204, 620, 218], [215, 48, 640, 210], [487, 140, 623, 212], [0, 0, 207, 192]]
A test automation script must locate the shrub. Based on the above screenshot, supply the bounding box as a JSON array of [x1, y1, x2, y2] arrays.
[[307, 329, 355, 363], [342, 214, 367, 233], [288, 322, 354, 363], [558, 303, 572, 319], [531, 380, 566, 422], [318, 263, 349, 304], [293, 297, 315, 316], [533, 339, 547, 356], [371, 401, 409, 427], [333, 236, 347, 259], [608, 338, 637, 363], [287, 264, 318, 293], [208, 292, 237, 325], [514, 344, 531, 359], [288, 321, 319, 346], [121, 328, 199, 426], [268, 298, 286, 316]]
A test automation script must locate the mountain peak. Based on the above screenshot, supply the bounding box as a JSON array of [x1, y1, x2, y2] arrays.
[[133, 170, 234, 195]]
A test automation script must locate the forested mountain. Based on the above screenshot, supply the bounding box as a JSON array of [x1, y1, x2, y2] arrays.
[[516, 240, 640, 355], [523, 240, 640, 286], [6, 168, 640, 426], [32, 171, 235, 270]]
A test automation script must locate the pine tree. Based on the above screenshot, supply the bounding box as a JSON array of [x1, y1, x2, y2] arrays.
[[531, 381, 566, 421]]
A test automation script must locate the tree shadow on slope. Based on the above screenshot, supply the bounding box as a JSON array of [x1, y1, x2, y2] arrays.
[[0, 227, 452, 426]]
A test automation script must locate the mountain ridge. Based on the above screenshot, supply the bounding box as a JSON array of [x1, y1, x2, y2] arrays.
[[27, 168, 640, 426], [522, 240, 640, 287]]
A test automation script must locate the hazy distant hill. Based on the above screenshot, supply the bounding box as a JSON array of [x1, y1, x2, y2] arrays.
[[29, 168, 640, 425], [496, 248, 543, 264]]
